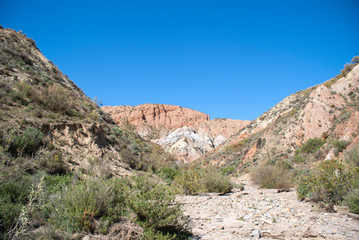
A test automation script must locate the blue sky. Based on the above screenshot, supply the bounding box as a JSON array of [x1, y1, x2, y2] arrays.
[[1, 1, 358, 120]]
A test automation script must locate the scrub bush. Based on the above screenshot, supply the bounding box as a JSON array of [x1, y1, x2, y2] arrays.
[[251, 163, 294, 189], [297, 159, 358, 205], [299, 138, 324, 154], [125, 176, 190, 238], [344, 188, 359, 214], [48, 178, 125, 233]]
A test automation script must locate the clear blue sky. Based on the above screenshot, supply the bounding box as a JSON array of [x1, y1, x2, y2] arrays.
[[1, 1, 358, 120]]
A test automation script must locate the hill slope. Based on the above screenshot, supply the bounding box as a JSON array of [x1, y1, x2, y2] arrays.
[[203, 61, 359, 170], [0, 26, 172, 177]]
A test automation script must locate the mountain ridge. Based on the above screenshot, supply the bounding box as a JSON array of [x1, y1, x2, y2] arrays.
[[102, 103, 250, 162]]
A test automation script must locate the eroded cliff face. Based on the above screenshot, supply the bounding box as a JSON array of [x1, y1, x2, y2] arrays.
[[204, 64, 359, 169], [102, 104, 210, 138], [102, 104, 250, 162]]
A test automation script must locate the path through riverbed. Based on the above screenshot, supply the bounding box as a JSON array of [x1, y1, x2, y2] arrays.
[[176, 174, 359, 240]]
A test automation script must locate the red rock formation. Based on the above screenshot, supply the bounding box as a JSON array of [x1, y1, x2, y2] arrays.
[[102, 104, 210, 137], [102, 104, 250, 162]]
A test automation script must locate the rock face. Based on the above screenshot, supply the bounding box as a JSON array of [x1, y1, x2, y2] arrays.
[[102, 104, 250, 162], [102, 104, 210, 139], [204, 63, 359, 168]]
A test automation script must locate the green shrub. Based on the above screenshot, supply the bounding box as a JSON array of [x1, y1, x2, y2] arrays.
[[251, 163, 294, 189], [4, 127, 44, 156], [48, 178, 125, 233], [294, 154, 305, 164], [297, 159, 358, 205], [8, 175, 46, 239], [173, 167, 234, 194], [159, 166, 180, 181], [344, 144, 359, 167], [36, 152, 68, 175], [120, 148, 140, 170], [44, 174, 73, 194], [333, 140, 350, 153], [276, 159, 293, 170], [344, 188, 359, 214], [125, 176, 189, 238], [0, 176, 32, 236], [173, 168, 206, 195], [299, 138, 325, 154], [220, 165, 235, 176], [202, 167, 233, 193]]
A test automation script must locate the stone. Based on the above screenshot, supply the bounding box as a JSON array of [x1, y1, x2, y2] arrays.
[[250, 230, 261, 239]]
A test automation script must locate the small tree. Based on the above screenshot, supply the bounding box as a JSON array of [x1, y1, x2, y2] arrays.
[[351, 56, 359, 64]]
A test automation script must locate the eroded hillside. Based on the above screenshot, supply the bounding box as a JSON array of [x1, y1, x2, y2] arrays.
[[102, 104, 250, 162], [0, 26, 173, 177], [203, 61, 359, 171]]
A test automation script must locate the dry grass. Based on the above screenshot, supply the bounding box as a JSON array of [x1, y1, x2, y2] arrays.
[[251, 163, 294, 189]]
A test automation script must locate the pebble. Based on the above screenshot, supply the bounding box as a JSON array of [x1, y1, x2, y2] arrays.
[[250, 230, 261, 239]]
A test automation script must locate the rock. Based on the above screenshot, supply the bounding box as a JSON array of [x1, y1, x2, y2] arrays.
[[302, 229, 317, 238], [215, 215, 223, 222], [250, 230, 261, 239], [243, 214, 252, 220], [157, 127, 214, 162], [277, 189, 290, 193], [70, 233, 83, 240]]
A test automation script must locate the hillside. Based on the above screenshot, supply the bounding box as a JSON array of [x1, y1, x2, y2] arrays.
[[102, 104, 250, 162], [0, 27, 194, 239], [202, 60, 359, 171], [0, 26, 174, 176]]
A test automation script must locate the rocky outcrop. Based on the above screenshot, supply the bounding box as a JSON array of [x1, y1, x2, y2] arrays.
[[155, 127, 214, 162], [102, 104, 210, 139], [102, 104, 250, 162], [204, 63, 359, 168], [193, 118, 251, 146], [41, 122, 131, 177]]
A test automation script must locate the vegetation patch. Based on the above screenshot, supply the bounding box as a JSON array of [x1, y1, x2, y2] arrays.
[[1, 126, 44, 156], [251, 162, 294, 189], [344, 188, 359, 214], [297, 155, 359, 211], [172, 166, 234, 195], [298, 138, 325, 154], [125, 176, 190, 238], [333, 139, 350, 153]]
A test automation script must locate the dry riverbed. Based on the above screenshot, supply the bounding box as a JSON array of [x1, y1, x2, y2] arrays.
[[176, 175, 359, 240]]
